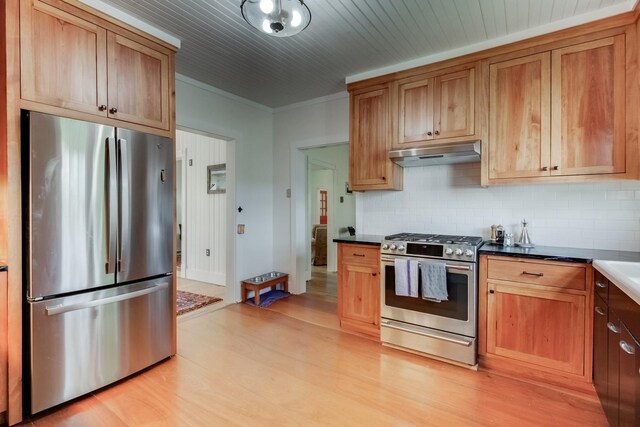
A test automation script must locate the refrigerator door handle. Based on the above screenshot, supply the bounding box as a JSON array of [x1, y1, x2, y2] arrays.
[[45, 282, 169, 316], [118, 137, 130, 273], [105, 137, 118, 274]]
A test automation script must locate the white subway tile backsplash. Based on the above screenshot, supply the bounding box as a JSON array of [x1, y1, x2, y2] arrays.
[[357, 164, 640, 251]]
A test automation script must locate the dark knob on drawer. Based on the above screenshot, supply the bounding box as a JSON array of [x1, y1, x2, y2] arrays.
[[427, 131, 432, 136], [109, 107, 118, 114], [98, 104, 107, 111], [434, 130, 440, 135]]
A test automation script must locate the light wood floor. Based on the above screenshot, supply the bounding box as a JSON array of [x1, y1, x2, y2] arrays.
[[307, 265, 337, 298], [23, 295, 607, 426]]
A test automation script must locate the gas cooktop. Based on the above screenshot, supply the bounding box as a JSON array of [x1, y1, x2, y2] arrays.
[[382, 233, 484, 261], [385, 233, 483, 246]]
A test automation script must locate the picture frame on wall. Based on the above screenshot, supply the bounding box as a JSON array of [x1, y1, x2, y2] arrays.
[[207, 163, 226, 194]]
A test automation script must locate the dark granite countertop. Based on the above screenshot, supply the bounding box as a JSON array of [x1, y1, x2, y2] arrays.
[[333, 235, 384, 246], [479, 243, 640, 263]]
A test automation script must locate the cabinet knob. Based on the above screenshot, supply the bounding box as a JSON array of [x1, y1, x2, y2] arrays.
[[595, 306, 606, 316], [434, 130, 440, 135], [553, 166, 559, 171], [596, 281, 607, 289], [542, 166, 548, 171], [489, 290, 495, 294], [98, 104, 107, 111], [427, 131, 432, 136], [372, 273, 377, 277], [382, 176, 386, 180], [109, 107, 118, 114]]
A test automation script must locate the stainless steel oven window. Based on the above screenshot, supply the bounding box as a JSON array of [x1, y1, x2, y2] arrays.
[[380, 256, 477, 337]]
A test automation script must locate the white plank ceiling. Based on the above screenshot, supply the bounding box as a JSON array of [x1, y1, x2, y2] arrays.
[[101, 0, 635, 107]]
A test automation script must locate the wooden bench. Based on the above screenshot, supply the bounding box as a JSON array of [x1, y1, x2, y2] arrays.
[[241, 272, 288, 306]]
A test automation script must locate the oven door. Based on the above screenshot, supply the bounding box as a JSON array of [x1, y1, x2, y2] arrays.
[[380, 255, 476, 337]]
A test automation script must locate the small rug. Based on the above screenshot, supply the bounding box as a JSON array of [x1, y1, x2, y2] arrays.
[[244, 290, 291, 308], [177, 290, 222, 315]]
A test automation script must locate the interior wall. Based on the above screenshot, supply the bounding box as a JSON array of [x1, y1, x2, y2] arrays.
[[176, 74, 274, 301], [176, 129, 226, 285]]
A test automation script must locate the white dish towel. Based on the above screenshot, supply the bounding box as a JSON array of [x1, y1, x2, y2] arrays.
[[394, 259, 419, 297], [420, 261, 448, 302]]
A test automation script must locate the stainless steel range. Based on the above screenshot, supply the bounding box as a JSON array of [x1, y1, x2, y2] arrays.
[[380, 233, 483, 366]]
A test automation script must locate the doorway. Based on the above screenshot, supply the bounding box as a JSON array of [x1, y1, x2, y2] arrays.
[[175, 129, 228, 304], [303, 144, 354, 299]]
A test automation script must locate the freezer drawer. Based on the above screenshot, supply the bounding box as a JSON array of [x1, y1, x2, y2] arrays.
[[29, 277, 173, 414]]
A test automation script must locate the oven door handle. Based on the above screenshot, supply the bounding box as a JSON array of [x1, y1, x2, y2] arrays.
[[380, 319, 473, 347], [381, 257, 472, 271]]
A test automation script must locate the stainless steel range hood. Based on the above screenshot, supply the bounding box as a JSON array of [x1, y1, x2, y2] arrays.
[[389, 140, 481, 167]]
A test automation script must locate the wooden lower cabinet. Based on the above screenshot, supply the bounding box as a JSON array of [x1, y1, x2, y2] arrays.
[[0, 271, 7, 416], [593, 266, 640, 427], [479, 255, 593, 391], [337, 243, 380, 338]]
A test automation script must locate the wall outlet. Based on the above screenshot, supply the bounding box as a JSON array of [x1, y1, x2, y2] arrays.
[[205, 249, 210, 256], [286, 188, 291, 198], [189, 159, 193, 166]]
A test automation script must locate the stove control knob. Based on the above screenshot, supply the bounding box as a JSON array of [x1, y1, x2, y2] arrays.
[[464, 249, 474, 257], [382, 244, 389, 250], [454, 248, 463, 256], [445, 248, 453, 255], [398, 245, 405, 252], [390, 244, 397, 251]]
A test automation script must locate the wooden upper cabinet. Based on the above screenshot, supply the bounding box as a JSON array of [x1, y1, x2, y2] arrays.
[[349, 84, 402, 191], [396, 66, 475, 147], [107, 33, 170, 130], [20, 0, 108, 116], [551, 35, 626, 176], [397, 76, 434, 144], [486, 33, 629, 183], [20, 0, 173, 131], [434, 68, 475, 139], [489, 53, 550, 179]]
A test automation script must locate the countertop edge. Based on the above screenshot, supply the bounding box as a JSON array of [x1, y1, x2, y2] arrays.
[[333, 235, 383, 246], [593, 260, 640, 306]]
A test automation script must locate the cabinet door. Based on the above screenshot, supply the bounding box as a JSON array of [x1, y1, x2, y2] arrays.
[[397, 76, 434, 144], [486, 282, 585, 375], [434, 68, 474, 139], [551, 35, 625, 176], [607, 310, 621, 427], [593, 294, 609, 409], [0, 272, 6, 413], [107, 32, 170, 130], [488, 53, 551, 179], [619, 325, 639, 427], [350, 85, 400, 190], [20, 0, 108, 116], [340, 263, 379, 327]]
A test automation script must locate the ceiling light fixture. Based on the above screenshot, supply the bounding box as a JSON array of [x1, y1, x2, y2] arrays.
[[241, 0, 311, 37]]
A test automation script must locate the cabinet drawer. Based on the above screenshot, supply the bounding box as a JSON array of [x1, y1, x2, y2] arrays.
[[339, 244, 379, 266], [594, 270, 609, 303], [487, 258, 586, 290]]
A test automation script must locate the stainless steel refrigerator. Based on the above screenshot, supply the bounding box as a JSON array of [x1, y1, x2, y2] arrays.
[[22, 111, 175, 414]]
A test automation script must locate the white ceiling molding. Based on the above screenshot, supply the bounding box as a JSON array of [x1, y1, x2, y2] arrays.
[[346, 0, 636, 84], [77, 0, 181, 48], [274, 92, 349, 113], [176, 74, 273, 113]]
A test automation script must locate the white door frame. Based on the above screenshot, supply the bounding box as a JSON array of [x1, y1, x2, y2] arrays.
[[289, 143, 347, 295], [177, 126, 236, 304], [176, 149, 187, 278]]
